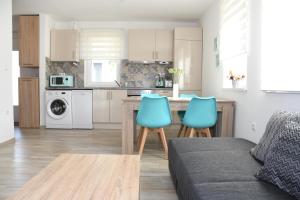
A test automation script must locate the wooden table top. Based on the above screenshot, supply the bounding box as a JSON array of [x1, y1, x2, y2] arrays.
[[8, 154, 140, 200], [123, 97, 235, 103]]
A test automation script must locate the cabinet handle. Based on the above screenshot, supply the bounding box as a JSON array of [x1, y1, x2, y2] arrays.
[[23, 63, 33, 66], [110, 91, 112, 100]]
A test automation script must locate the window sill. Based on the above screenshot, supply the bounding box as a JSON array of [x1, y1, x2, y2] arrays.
[[262, 90, 300, 94]]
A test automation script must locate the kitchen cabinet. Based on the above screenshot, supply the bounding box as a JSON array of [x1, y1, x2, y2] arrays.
[[19, 77, 40, 128], [93, 90, 110, 123], [72, 90, 93, 129], [93, 90, 127, 123], [128, 29, 173, 62], [128, 30, 156, 62], [19, 16, 39, 67], [155, 30, 174, 61], [51, 30, 80, 62], [174, 27, 202, 41], [110, 90, 127, 123], [174, 27, 203, 91]]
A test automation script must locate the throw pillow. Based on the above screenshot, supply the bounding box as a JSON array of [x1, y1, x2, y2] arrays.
[[256, 121, 300, 199], [250, 111, 298, 162]]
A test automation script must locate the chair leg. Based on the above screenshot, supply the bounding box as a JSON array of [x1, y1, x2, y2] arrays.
[[137, 127, 144, 148], [196, 129, 200, 137], [177, 124, 184, 137], [158, 128, 168, 156], [139, 128, 148, 155], [203, 128, 212, 138], [184, 127, 189, 137], [189, 128, 195, 138]]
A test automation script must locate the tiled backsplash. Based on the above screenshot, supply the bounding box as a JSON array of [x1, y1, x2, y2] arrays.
[[46, 58, 173, 88], [46, 58, 84, 88], [120, 61, 173, 88]]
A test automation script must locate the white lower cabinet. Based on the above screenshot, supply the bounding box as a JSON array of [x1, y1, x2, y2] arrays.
[[93, 90, 110, 123], [72, 90, 93, 129], [110, 90, 127, 123], [93, 90, 127, 123]]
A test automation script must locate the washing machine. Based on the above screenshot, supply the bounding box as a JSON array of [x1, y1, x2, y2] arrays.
[[46, 90, 72, 129]]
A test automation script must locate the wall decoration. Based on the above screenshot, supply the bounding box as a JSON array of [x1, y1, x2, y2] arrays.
[[214, 36, 219, 52]]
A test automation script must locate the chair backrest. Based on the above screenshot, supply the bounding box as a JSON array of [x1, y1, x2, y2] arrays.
[[183, 97, 217, 128], [179, 93, 198, 99], [136, 96, 172, 128], [141, 93, 160, 98]]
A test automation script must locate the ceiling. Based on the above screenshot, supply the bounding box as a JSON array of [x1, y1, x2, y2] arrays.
[[12, 0, 215, 22]]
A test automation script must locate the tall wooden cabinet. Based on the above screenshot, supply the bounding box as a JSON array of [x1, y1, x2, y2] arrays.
[[174, 27, 203, 92], [19, 15, 39, 67], [128, 29, 173, 62], [19, 78, 40, 128]]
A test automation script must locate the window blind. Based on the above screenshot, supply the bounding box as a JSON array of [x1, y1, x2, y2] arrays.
[[261, 0, 300, 91], [80, 29, 124, 60], [220, 0, 249, 61]]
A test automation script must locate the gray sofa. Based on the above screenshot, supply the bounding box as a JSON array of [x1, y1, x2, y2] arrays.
[[168, 138, 295, 200]]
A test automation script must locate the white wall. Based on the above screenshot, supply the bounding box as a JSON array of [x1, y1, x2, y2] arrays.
[[39, 14, 55, 126], [201, 0, 300, 143], [0, 0, 14, 143]]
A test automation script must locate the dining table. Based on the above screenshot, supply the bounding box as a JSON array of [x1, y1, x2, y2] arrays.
[[122, 97, 235, 154]]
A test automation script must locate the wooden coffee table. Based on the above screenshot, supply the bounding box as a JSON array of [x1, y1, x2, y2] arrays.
[[8, 154, 140, 200]]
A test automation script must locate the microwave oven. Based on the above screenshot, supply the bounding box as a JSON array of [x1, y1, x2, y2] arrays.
[[49, 74, 74, 88]]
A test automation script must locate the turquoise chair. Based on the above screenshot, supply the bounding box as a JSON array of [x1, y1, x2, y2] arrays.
[[141, 93, 160, 98], [182, 97, 217, 138], [136, 96, 172, 156], [177, 94, 198, 137]]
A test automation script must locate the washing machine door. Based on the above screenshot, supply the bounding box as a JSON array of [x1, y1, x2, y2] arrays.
[[47, 98, 69, 120]]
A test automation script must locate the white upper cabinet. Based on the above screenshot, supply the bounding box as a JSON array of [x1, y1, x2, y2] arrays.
[[174, 27, 202, 41], [128, 30, 156, 62], [50, 30, 79, 62], [174, 27, 203, 91], [155, 30, 174, 62], [128, 29, 173, 62]]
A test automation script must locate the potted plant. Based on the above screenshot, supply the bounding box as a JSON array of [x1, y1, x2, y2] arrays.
[[228, 70, 246, 88], [168, 68, 183, 98]]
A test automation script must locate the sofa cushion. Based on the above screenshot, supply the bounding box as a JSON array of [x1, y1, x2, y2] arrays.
[[191, 181, 294, 200], [172, 150, 261, 185], [250, 111, 296, 162], [256, 121, 300, 199], [169, 137, 255, 155], [169, 138, 295, 200]]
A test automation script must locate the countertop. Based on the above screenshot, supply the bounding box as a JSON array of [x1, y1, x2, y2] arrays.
[[45, 87, 173, 91]]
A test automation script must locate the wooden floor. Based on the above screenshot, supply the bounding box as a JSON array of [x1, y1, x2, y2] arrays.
[[0, 128, 178, 200]]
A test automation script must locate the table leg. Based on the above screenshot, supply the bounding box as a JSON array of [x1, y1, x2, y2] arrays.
[[122, 103, 134, 154]]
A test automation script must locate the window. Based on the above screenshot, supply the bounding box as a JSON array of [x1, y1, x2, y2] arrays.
[[220, 0, 249, 89], [261, 0, 300, 92], [81, 29, 124, 87], [12, 51, 20, 105]]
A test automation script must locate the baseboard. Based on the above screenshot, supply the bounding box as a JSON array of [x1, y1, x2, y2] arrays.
[[93, 123, 122, 129], [0, 137, 15, 145]]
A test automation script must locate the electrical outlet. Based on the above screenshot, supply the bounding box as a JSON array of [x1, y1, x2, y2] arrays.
[[251, 122, 257, 131]]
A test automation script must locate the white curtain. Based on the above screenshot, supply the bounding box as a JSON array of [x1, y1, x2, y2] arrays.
[[220, 0, 249, 88], [80, 29, 125, 60], [220, 0, 249, 61], [261, 0, 300, 91]]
